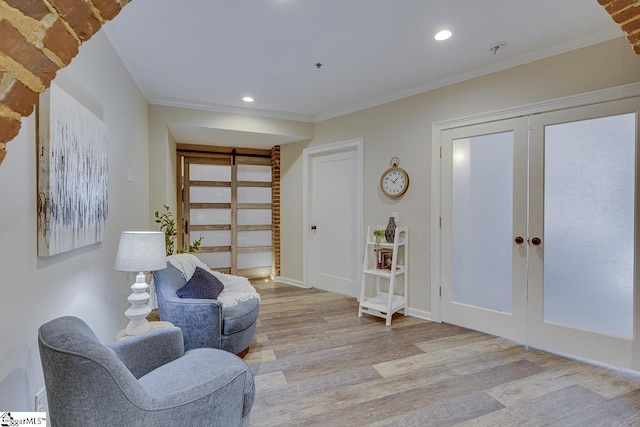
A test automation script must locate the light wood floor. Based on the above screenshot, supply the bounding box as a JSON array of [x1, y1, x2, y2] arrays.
[[244, 280, 640, 426]]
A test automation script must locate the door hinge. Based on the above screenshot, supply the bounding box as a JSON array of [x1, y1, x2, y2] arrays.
[[440, 147, 442, 158], [439, 286, 442, 297], [439, 217, 442, 228]]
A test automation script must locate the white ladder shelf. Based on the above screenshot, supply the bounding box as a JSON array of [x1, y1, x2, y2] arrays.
[[358, 225, 408, 326]]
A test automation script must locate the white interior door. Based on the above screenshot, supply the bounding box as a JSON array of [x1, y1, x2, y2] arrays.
[[527, 98, 640, 369], [306, 143, 362, 297], [441, 118, 529, 342]]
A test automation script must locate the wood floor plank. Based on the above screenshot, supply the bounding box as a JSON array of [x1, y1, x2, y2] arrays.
[[368, 391, 504, 427], [243, 348, 276, 364], [254, 371, 287, 392], [254, 366, 383, 407], [374, 336, 519, 378], [486, 369, 578, 406], [456, 385, 605, 427], [445, 346, 533, 376], [245, 281, 640, 427], [563, 362, 640, 399], [548, 388, 640, 426]]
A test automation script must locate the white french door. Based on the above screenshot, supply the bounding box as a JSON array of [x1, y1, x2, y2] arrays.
[[441, 118, 529, 342], [441, 97, 640, 369], [527, 99, 639, 368]]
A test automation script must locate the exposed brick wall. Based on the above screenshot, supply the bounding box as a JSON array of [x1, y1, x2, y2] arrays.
[[271, 145, 281, 277], [0, 0, 131, 165], [598, 0, 640, 55]]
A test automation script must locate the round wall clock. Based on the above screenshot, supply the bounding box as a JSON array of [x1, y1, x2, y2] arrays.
[[380, 158, 409, 198]]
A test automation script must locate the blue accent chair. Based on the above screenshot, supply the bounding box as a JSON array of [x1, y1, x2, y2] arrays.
[[38, 316, 254, 427], [152, 262, 259, 354]]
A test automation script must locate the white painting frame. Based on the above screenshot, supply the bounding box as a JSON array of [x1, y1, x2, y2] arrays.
[[37, 82, 109, 257]]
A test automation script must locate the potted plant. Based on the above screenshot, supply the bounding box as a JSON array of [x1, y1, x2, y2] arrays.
[[373, 229, 385, 249], [154, 205, 204, 256]]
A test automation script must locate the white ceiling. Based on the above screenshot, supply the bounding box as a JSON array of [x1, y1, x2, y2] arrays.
[[103, 0, 621, 145]]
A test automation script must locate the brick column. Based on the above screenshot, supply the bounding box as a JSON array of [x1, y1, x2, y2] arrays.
[[598, 0, 640, 55], [0, 0, 131, 164], [271, 145, 281, 277]]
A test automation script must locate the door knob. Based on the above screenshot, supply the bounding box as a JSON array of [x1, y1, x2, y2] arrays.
[[311, 225, 317, 230], [514, 236, 524, 244], [531, 237, 541, 246]]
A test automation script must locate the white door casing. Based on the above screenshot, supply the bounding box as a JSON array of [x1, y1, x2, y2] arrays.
[[303, 138, 364, 297]]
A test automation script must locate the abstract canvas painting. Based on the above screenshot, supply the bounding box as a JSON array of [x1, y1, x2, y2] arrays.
[[37, 82, 109, 257]]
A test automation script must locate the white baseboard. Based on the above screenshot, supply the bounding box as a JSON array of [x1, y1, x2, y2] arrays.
[[406, 307, 433, 322], [273, 276, 310, 288], [270, 279, 434, 322]]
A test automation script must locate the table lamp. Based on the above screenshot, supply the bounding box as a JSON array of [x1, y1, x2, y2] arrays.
[[114, 231, 166, 335]]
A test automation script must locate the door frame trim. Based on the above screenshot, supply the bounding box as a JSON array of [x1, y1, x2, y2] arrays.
[[302, 138, 364, 290], [431, 82, 640, 323]]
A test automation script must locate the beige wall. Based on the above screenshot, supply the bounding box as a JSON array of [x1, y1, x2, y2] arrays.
[[279, 139, 310, 281], [0, 32, 150, 410], [280, 37, 640, 314]]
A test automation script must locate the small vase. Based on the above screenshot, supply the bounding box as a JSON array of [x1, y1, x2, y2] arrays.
[[385, 217, 396, 243]]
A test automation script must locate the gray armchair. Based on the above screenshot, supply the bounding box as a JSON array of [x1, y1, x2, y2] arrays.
[[152, 262, 259, 354], [38, 316, 254, 427]]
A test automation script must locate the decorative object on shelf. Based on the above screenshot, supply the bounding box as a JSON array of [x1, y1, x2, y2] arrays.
[[385, 216, 397, 243], [373, 229, 385, 249], [380, 157, 410, 198], [380, 250, 393, 270], [154, 205, 203, 256], [37, 82, 109, 257], [376, 248, 393, 269], [114, 231, 167, 336]]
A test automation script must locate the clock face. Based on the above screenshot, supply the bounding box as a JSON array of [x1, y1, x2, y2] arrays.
[[381, 167, 409, 198]]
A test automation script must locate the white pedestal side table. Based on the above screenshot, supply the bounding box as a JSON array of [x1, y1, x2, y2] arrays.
[[115, 320, 174, 341]]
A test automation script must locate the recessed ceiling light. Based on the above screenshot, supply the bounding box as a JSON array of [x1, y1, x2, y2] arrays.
[[434, 30, 452, 41], [243, 96, 254, 103]]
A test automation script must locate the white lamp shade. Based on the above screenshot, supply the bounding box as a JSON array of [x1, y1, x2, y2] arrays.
[[114, 231, 167, 272]]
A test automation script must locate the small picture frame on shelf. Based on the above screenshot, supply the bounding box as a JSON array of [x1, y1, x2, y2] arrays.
[[375, 248, 392, 269], [381, 251, 393, 271]]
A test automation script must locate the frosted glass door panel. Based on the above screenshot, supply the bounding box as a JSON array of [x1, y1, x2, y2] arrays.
[[544, 113, 635, 338], [238, 209, 271, 225], [193, 230, 231, 246], [237, 165, 271, 181], [189, 164, 230, 181], [452, 132, 514, 313], [190, 209, 231, 225], [238, 230, 271, 247], [238, 252, 272, 269], [190, 187, 231, 203], [237, 187, 271, 203], [197, 252, 231, 269]]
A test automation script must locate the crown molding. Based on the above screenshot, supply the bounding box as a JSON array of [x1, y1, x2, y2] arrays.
[[315, 28, 624, 122]]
